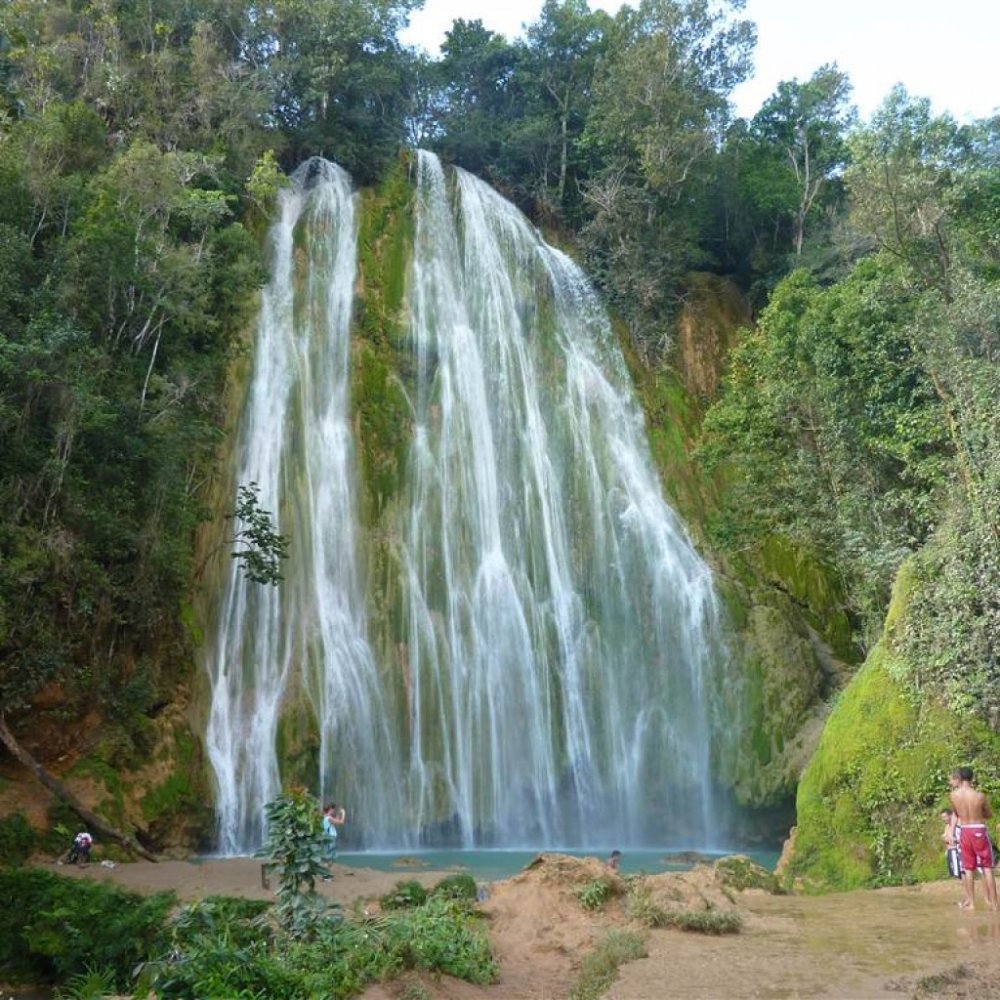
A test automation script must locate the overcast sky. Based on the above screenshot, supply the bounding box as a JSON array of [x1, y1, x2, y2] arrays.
[[400, 0, 1000, 122]]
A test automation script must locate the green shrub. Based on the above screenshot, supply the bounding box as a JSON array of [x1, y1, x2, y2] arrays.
[[380, 879, 429, 910], [0, 868, 173, 989], [664, 908, 742, 934], [169, 895, 273, 951], [431, 872, 477, 901], [147, 893, 496, 999], [54, 963, 117, 1000], [380, 896, 497, 984], [569, 929, 647, 1000], [577, 877, 613, 910], [256, 789, 340, 939], [625, 885, 669, 927], [714, 855, 780, 893], [0, 812, 35, 865]]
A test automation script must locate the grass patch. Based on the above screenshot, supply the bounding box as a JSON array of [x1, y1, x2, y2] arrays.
[[380, 879, 429, 910], [625, 885, 670, 927], [664, 909, 743, 934], [577, 877, 615, 911], [569, 929, 647, 1000], [914, 963, 971, 995]]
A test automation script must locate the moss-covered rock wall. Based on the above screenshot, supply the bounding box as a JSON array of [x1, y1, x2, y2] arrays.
[[786, 561, 1000, 890]]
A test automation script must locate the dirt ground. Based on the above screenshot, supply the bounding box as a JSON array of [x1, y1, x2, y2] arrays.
[[37, 855, 1000, 999]]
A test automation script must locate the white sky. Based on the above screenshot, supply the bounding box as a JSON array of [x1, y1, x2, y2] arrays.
[[400, 0, 1000, 122]]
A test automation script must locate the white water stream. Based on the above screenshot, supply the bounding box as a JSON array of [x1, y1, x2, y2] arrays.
[[205, 153, 733, 853]]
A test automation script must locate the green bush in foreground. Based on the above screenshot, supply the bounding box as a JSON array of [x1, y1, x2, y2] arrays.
[[149, 893, 496, 998], [569, 929, 647, 1000], [663, 909, 742, 934], [380, 878, 429, 910], [577, 877, 614, 911], [431, 872, 478, 901], [0, 868, 174, 990]]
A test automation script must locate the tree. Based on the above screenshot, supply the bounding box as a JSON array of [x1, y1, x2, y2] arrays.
[[257, 789, 340, 939], [700, 259, 950, 644], [432, 19, 521, 178], [230, 483, 289, 586], [517, 0, 611, 217], [579, 0, 755, 357], [749, 64, 855, 257], [261, 0, 421, 181], [846, 87, 970, 299]]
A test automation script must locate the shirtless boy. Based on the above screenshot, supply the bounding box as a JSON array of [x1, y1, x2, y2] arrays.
[[949, 766, 997, 910]]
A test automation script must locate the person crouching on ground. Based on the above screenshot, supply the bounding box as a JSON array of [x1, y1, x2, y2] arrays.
[[68, 831, 93, 866], [949, 766, 998, 910]]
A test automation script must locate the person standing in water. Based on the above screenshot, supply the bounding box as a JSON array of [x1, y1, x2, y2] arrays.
[[949, 767, 997, 910]]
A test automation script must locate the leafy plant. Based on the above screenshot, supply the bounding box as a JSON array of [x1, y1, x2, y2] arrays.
[[0, 868, 173, 989], [577, 877, 613, 911], [54, 963, 117, 1000], [431, 872, 478, 901], [231, 482, 290, 586], [569, 929, 647, 1000], [256, 788, 340, 939], [381, 879, 429, 910], [378, 896, 497, 984]]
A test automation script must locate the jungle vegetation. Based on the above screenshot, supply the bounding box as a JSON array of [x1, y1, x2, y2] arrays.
[[0, 0, 997, 864]]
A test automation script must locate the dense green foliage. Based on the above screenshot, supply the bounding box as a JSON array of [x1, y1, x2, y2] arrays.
[[0, 867, 174, 989], [701, 92, 1000, 660], [789, 568, 1000, 890], [146, 879, 496, 998], [0, 866, 496, 998]]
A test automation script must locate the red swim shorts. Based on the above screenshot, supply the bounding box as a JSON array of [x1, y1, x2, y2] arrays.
[[960, 824, 995, 871]]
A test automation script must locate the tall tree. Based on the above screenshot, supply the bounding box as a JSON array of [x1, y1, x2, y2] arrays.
[[749, 64, 855, 257], [579, 0, 755, 357]]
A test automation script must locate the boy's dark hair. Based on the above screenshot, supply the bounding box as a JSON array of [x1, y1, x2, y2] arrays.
[[951, 767, 975, 782]]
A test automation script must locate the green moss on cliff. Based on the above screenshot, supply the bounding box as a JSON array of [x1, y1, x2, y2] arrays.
[[352, 154, 415, 524], [788, 564, 1000, 891]]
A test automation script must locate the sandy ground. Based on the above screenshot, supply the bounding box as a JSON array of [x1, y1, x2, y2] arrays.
[[33, 856, 1000, 999]]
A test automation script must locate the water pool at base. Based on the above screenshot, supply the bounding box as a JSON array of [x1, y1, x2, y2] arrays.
[[333, 848, 780, 881]]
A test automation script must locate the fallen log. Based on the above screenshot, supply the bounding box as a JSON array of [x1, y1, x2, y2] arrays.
[[0, 712, 158, 863]]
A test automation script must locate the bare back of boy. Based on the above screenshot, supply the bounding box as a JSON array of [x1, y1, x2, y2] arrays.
[[951, 785, 993, 824]]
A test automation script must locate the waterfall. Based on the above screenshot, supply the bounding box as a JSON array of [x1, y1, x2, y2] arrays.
[[205, 152, 733, 853], [204, 159, 402, 854], [395, 151, 729, 848]]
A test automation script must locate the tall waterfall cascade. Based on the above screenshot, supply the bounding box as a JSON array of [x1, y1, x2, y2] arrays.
[[205, 151, 736, 854]]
